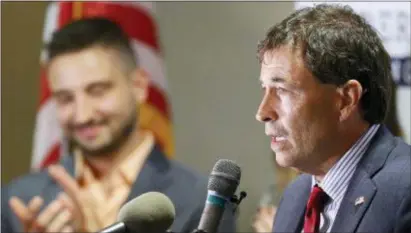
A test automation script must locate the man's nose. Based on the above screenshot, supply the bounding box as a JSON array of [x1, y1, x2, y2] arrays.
[[73, 98, 94, 124], [255, 94, 278, 122]]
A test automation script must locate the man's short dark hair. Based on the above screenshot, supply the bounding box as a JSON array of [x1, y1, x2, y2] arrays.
[[257, 4, 393, 124], [47, 17, 137, 72]]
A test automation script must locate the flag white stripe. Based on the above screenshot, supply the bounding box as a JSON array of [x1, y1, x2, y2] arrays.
[[42, 2, 58, 45], [131, 39, 168, 93], [32, 1, 59, 170], [31, 100, 63, 169]]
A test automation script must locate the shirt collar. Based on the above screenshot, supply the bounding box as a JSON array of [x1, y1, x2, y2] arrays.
[[119, 131, 154, 184], [74, 130, 155, 185], [312, 124, 380, 203]]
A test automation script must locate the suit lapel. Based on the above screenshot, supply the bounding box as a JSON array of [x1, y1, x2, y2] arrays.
[[125, 144, 172, 203], [274, 175, 311, 233], [331, 126, 396, 232], [330, 169, 376, 232]]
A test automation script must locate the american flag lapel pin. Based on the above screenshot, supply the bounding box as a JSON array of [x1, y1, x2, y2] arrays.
[[355, 196, 365, 206]]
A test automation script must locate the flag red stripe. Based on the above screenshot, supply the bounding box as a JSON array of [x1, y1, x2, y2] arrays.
[[39, 143, 61, 169], [147, 84, 171, 119], [58, 2, 74, 27], [80, 2, 159, 51]]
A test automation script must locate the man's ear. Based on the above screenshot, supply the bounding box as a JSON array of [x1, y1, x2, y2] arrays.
[[337, 79, 364, 122], [131, 68, 150, 103]]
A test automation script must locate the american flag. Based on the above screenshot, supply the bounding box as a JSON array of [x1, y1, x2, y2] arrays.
[[31, 1, 174, 170]]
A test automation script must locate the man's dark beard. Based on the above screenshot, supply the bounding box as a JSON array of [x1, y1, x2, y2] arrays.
[[69, 114, 137, 157]]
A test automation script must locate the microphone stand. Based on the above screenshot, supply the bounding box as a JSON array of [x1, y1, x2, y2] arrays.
[[230, 191, 247, 214]]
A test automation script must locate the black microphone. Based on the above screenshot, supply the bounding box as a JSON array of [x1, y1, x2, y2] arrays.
[[99, 191, 175, 233], [196, 159, 242, 233]]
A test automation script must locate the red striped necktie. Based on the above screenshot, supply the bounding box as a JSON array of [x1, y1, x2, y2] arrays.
[[303, 185, 329, 233]]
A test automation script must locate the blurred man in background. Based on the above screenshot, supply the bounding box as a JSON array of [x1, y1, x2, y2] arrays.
[[255, 4, 410, 233], [1, 18, 236, 233]]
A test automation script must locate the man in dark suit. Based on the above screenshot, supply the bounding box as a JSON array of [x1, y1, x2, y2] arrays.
[[255, 4, 410, 233], [1, 18, 236, 233]]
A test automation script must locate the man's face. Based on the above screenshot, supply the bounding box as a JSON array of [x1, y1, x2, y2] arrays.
[[256, 45, 341, 171], [47, 46, 145, 155]]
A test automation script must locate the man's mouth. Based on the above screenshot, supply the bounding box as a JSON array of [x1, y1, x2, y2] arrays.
[[74, 126, 101, 140], [271, 136, 287, 143]]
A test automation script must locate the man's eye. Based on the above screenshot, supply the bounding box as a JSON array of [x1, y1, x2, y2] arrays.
[[89, 84, 110, 96], [55, 95, 73, 105], [276, 87, 286, 92]]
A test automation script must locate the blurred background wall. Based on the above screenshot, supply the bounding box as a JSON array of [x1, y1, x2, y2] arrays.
[[1, 2, 295, 231]]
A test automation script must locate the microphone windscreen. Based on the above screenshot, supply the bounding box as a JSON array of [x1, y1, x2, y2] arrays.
[[208, 159, 241, 197], [117, 192, 175, 233]]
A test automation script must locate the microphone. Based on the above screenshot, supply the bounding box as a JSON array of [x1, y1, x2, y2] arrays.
[[196, 159, 242, 233], [99, 191, 176, 233]]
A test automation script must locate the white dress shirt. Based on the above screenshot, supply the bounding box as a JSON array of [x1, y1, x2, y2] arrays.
[[307, 124, 380, 233]]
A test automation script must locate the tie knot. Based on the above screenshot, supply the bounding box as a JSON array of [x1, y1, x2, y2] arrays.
[[307, 185, 329, 211]]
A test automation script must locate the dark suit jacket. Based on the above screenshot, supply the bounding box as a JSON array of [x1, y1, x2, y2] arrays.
[[272, 126, 411, 233], [1, 145, 236, 233]]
